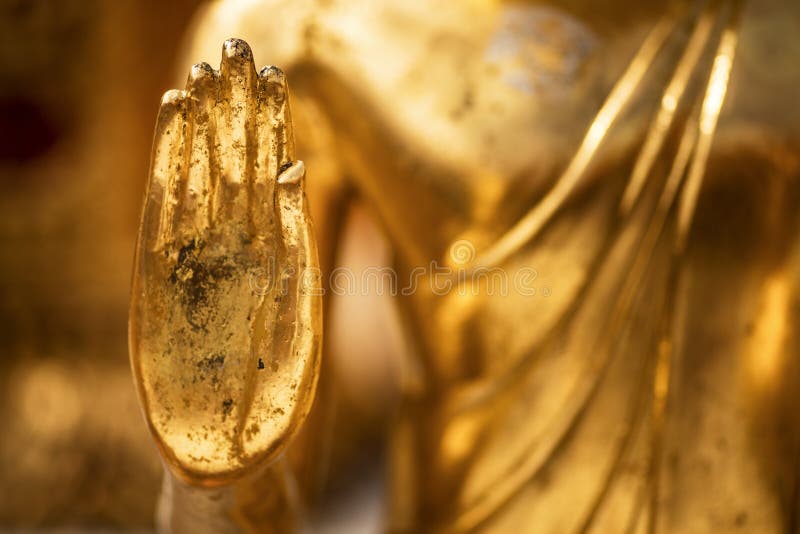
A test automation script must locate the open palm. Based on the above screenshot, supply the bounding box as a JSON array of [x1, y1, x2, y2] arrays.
[[129, 39, 321, 486]]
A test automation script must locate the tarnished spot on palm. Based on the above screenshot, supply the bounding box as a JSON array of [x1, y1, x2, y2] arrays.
[[128, 39, 321, 485]]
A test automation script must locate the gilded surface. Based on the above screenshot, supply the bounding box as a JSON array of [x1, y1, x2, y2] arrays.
[[130, 0, 800, 532]]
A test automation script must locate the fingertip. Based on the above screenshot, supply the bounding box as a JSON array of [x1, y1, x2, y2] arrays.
[[220, 38, 257, 81], [259, 65, 288, 103], [156, 90, 188, 130], [223, 37, 253, 62], [160, 89, 188, 111], [190, 61, 216, 80], [259, 65, 286, 83], [186, 62, 218, 94], [277, 160, 305, 186]]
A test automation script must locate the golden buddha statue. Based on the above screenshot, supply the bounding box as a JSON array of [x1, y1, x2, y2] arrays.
[[130, 0, 800, 532]]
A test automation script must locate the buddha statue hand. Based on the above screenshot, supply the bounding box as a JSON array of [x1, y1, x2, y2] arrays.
[[128, 38, 321, 531]]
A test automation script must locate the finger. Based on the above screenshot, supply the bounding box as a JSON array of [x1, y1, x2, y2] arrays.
[[242, 160, 321, 455], [215, 38, 257, 225], [146, 89, 188, 252], [259, 66, 295, 175], [274, 159, 321, 399], [183, 62, 219, 234], [252, 66, 294, 236], [277, 160, 314, 264]]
